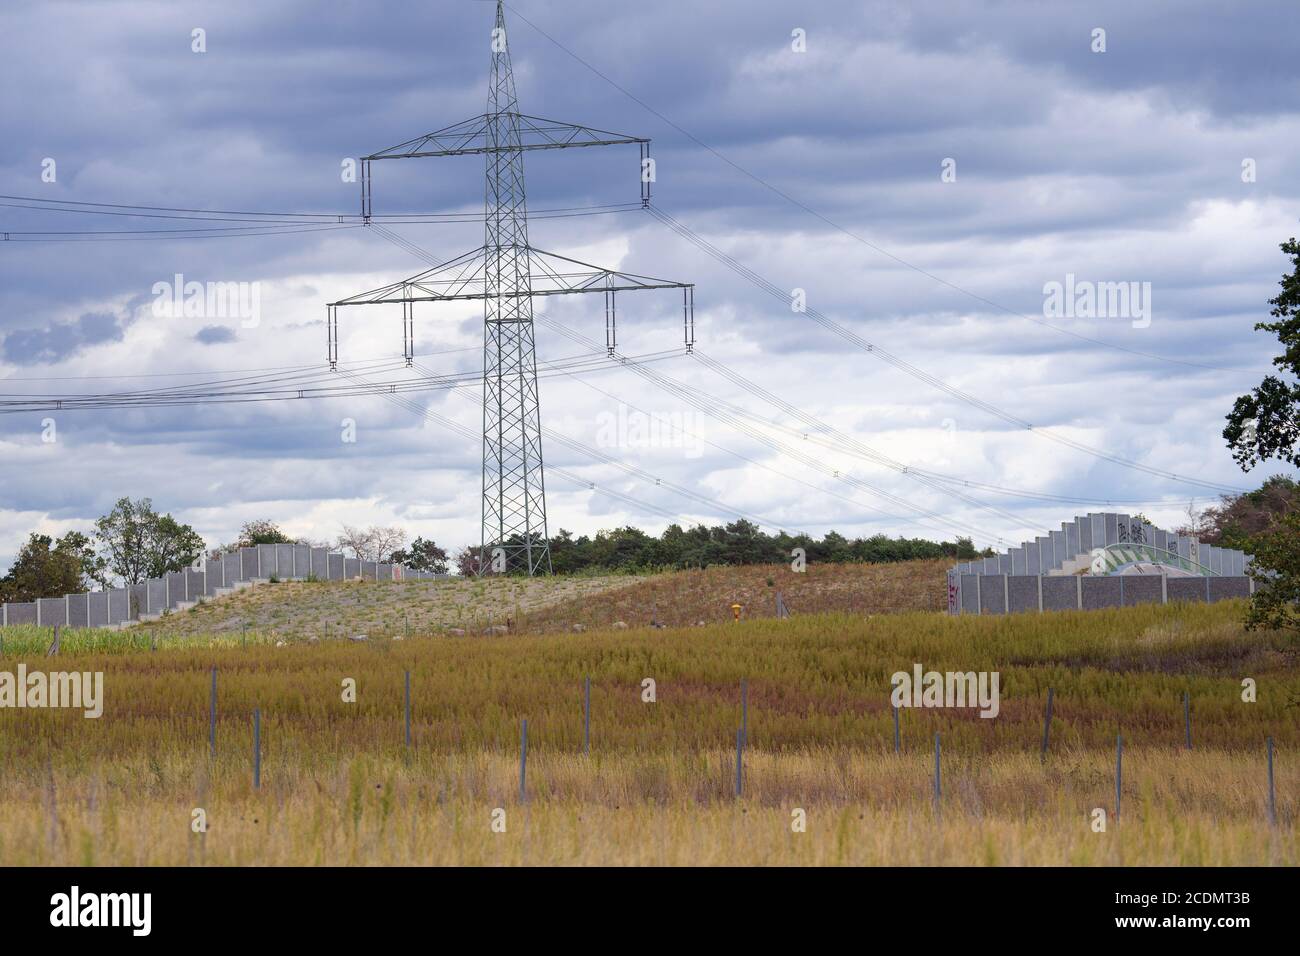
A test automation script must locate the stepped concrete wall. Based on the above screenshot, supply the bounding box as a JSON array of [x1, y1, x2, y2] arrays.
[[0, 545, 446, 630], [947, 512, 1258, 617]]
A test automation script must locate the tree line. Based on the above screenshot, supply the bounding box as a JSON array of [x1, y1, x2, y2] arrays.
[[0, 502, 449, 603]]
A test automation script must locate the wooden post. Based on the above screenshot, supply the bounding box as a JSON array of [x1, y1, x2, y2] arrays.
[[1267, 737, 1276, 826], [1183, 691, 1192, 750], [519, 718, 528, 803], [1040, 688, 1054, 761], [583, 676, 591, 757], [253, 708, 261, 789], [404, 670, 412, 749]]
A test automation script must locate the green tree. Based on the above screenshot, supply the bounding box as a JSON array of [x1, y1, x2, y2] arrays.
[[236, 519, 293, 547], [392, 536, 448, 574], [1192, 477, 1299, 551], [94, 497, 205, 585], [0, 531, 104, 602], [1224, 237, 1300, 469], [1243, 510, 1300, 634]]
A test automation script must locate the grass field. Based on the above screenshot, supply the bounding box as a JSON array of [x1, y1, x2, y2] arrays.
[[128, 571, 647, 643], [0, 587, 1295, 865], [109, 559, 947, 646]]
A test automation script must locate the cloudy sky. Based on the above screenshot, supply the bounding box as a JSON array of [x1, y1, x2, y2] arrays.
[[1, 0, 1298, 570]]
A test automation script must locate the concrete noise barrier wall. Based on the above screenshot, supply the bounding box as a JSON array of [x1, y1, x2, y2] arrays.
[[1, 544, 446, 631], [948, 511, 1258, 616]]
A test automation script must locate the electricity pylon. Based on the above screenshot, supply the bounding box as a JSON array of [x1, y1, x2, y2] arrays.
[[329, 0, 694, 575]]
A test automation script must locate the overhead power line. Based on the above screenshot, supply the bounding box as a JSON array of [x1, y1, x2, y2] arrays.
[[645, 205, 1247, 496], [504, 3, 1256, 376]]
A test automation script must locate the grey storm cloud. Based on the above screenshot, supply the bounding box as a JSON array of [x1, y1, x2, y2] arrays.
[[194, 324, 238, 345], [0, 0, 1298, 568], [2, 310, 128, 365]]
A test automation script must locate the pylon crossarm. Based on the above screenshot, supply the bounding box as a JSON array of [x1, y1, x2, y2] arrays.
[[330, 246, 488, 306], [330, 245, 691, 306], [364, 113, 646, 161]]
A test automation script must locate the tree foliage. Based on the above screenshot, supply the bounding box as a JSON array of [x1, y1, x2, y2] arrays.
[[1182, 476, 1300, 551], [1243, 510, 1300, 634], [392, 536, 448, 574], [94, 497, 205, 586], [487, 521, 984, 576], [0, 531, 106, 602], [1224, 237, 1300, 470]]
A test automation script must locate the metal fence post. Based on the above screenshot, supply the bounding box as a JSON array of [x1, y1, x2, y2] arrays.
[[1115, 733, 1123, 822], [209, 667, 217, 760], [741, 678, 748, 746], [933, 733, 941, 809], [1267, 737, 1276, 826], [1040, 688, 1054, 760], [253, 708, 261, 789], [735, 728, 743, 798], [584, 676, 591, 757], [519, 718, 528, 803]]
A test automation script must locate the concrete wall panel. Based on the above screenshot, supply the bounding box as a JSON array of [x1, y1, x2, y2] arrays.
[[1081, 576, 1122, 610], [166, 572, 187, 607], [1167, 578, 1207, 604], [6, 602, 37, 625], [1007, 575, 1040, 614], [147, 579, 168, 613], [1209, 577, 1250, 602], [67, 593, 90, 628], [91, 591, 113, 628], [38, 597, 68, 626], [108, 589, 129, 625], [980, 575, 1007, 614], [257, 544, 277, 578], [1042, 576, 1078, 611], [1121, 575, 1163, 606]]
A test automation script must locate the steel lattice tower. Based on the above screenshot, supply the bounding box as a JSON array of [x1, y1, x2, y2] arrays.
[[481, 2, 549, 574], [329, 0, 695, 575]]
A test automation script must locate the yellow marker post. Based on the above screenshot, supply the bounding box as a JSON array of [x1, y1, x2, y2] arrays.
[[730, 603, 742, 622]]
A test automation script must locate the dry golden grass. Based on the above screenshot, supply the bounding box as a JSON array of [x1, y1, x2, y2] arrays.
[[130, 572, 645, 642], [1, 597, 1295, 865], [1, 750, 1292, 865], [519, 559, 950, 632]]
